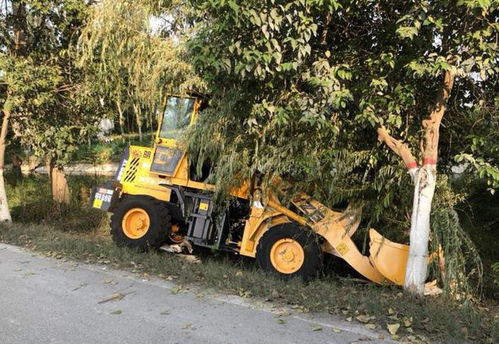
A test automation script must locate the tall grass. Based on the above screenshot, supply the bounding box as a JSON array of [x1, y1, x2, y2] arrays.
[[5, 173, 108, 233]]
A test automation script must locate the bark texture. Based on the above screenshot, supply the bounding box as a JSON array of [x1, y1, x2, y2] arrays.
[[50, 165, 71, 204]]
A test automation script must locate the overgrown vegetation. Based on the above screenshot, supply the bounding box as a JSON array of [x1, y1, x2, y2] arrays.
[[454, 181, 499, 299], [0, 0, 100, 167], [7, 133, 153, 166], [185, 0, 498, 296], [71, 133, 153, 164], [5, 174, 107, 232]]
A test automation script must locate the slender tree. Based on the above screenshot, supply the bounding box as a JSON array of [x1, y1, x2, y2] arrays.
[[377, 69, 455, 294], [0, 0, 27, 220]]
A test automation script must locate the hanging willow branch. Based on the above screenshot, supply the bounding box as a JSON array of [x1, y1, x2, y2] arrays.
[[77, 0, 204, 136]]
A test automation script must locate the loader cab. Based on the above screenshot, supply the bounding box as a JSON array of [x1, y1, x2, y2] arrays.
[[149, 95, 200, 177]]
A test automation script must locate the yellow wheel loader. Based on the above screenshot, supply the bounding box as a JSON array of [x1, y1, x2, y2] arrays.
[[90, 93, 409, 284]]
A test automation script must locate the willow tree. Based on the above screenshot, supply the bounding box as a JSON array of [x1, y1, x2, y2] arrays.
[[187, 0, 497, 295], [78, 0, 204, 140]]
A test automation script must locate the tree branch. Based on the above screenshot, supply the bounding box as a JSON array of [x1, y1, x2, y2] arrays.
[[0, 110, 11, 170], [377, 126, 418, 170], [422, 69, 456, 164], [320, 12, 332, 45]]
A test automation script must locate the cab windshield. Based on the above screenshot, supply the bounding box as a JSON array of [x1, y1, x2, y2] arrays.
[[159, 96, 195, 140]]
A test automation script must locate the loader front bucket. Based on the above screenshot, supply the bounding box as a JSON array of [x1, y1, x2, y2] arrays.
[[311, 217, 388, 284], [287, 194, 410, 286], [368, 229, 409, 286]]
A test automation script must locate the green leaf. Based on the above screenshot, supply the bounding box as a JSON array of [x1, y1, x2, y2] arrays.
[[396, 26, 419, 40]]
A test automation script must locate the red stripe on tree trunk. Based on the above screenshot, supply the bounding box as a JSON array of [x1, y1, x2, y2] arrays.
[[406, 162, 418, 169]]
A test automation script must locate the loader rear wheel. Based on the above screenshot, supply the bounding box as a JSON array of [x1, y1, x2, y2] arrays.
[[256, 223, 323, 280], [111, 196, 171, 250]]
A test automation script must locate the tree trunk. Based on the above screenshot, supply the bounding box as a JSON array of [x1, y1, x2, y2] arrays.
[[0, 111, 12, 222], [403, 70, 455, 294], [378, 69, 455, 295], [134, 104, 143, 141], [10, 153, 23, 186], [404, 165, 436, 294], [137, 122, 143, 142], [51, 165, 70, 204], [12, 1, 27, 55], [147, 105, 152, 132], [116, 100, 125, 143], [0, 1, 28, 222]]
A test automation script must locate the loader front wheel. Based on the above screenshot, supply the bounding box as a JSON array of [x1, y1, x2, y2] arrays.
[[256, 223, 323, 280], [111, 196, 171, 250]]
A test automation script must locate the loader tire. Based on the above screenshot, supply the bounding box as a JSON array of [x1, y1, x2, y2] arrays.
[[110, 195, 171, 251], [256, 223, 323, 280]]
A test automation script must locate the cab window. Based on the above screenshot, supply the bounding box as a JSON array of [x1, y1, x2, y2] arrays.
[[159, 97, 195, 140]]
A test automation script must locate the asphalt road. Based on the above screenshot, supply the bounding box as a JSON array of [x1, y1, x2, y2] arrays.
[[0, 243, 393, 344]]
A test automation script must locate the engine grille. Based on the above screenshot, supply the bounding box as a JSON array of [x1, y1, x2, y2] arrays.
[[122, 157, 140, 183]]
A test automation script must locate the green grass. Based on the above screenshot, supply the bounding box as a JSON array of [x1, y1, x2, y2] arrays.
[[1, 173, 498, 343], [5, 174, 108, 232]]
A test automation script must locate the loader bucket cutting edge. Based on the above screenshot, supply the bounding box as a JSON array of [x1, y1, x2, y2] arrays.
[[312, 218, 410, 285]]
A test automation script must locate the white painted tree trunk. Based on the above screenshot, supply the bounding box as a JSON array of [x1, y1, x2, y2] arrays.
[[0, 170, 12, 222], [0, 110, 12, 222], [404, 165, 437, 294]]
